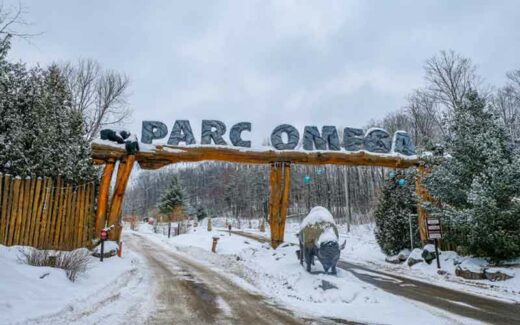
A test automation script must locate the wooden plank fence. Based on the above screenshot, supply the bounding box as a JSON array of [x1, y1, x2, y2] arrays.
[[0, 174, 97, 250]]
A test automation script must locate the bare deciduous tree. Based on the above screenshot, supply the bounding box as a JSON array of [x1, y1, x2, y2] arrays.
[[61, 58, 131, 141], [0, 2, 36, 46], [405, 89, 445, 146], [424, 50, 480, 111], [493, 70, 520, 143]]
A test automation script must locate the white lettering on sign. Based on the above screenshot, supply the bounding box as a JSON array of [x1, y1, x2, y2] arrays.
[[426, 218, 443, 240]]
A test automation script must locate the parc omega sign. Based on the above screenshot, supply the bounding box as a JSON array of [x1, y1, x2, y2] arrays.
[[141, 120, 416, 156]]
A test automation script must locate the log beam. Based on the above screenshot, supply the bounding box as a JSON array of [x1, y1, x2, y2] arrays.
[[91, 143, 419, 170], [94, 159, 115, 236], [269, 162, 291, 248]]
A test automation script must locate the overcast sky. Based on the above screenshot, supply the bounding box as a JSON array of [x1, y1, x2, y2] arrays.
[[8, 0, 520, 145]]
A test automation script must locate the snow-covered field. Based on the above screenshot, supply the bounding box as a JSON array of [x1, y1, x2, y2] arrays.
[[135, 223, 484, 324], [0, 244, 152, 324]]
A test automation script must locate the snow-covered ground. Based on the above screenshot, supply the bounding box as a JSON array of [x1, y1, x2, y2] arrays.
[[0, 244, 152, 324], [336, 223, 520, 304], [212, 219, 520, 304], [222, 220, 520, 304], [1, 220, 516, 324], [135, 223, 483, 324]]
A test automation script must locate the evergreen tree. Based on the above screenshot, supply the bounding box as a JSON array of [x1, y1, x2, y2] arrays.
[[374, 171, 419, 255], [195, 206, 208, 221], [424, 90, 520, 261], [158, 176, 185, 217], [0, 40, 94, 183]]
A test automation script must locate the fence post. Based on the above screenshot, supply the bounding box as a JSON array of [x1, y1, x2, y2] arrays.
[[0, 174, 11, 245]]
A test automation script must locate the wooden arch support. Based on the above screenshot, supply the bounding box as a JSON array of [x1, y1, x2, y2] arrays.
[[269, 162, 291, 249], [93, 155, 135, 242], [416, 165, 433, 242], [91, 142, 422, 248]]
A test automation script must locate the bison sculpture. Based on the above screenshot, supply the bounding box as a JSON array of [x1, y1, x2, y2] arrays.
[[297, 206, 346, 274]]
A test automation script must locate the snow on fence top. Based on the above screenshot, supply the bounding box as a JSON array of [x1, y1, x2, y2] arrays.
[[300, 206, 336, 231]]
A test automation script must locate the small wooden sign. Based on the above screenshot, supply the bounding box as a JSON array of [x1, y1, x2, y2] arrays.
[[426, 217, 442, 239]]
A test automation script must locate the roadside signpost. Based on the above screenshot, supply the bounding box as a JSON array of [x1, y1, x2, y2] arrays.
[[100, 229, 108, 262], [426, 217, 442, 269]]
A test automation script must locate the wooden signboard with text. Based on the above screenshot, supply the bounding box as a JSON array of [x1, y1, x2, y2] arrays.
[[426, 217, 443, 240]]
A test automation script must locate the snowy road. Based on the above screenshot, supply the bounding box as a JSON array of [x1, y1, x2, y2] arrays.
[[228, 229, 520, 325], [126, 232, 350, 325], [340, 262, 520, 325]]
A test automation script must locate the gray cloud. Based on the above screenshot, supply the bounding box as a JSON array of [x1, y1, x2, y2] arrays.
[[8, 0, 520, 145]]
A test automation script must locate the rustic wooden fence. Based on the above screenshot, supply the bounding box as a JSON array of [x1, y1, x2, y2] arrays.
[[0, 174, 97, 250]]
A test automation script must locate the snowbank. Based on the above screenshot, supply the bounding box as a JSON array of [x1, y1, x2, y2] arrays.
[[0, 244, 151, 324]]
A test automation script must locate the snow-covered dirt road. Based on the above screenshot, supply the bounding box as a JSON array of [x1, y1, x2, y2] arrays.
[[126, 232, 343, 325], [228, 229, 520, 325]]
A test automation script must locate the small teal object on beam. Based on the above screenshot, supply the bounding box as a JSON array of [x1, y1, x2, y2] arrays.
[[398, 178, 407, 187], [304, 175, 311, 184], [316, 168, 325, 175], [388, 171, 396, 179]]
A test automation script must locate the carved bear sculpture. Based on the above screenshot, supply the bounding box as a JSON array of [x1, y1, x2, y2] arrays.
[[100, 129, 139, 154]]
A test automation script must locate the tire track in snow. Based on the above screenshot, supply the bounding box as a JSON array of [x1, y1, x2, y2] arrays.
[[127, 232, 339, 325]]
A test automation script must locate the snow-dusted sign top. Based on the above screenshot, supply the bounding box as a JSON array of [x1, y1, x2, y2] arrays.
[[141, 120, 416, 156]]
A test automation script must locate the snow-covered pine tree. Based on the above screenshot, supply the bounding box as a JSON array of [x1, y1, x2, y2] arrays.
[[158, 175, 186, 218], [0, 40, 94, 183], [424, 90, 520, 261], [374, 171, 419, 256]]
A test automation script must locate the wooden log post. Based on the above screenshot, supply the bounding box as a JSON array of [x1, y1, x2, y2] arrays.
[[268, 161, 291, 249], [0, 174, 11, 245], [95, 159, 116, 237], [107, 155, 135, 241], [416, 165, 431, 242]]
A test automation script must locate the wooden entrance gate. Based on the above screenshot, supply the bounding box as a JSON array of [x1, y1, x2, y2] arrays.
[[91, 143, 420, 248]]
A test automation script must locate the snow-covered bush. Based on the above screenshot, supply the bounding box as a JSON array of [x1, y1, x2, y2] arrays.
[[424, 90, 520, 262], [19, 248, 91, 282], [374, 171, 420, 255]]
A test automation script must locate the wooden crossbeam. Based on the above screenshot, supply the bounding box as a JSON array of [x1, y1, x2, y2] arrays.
[[91, 143, 419, 169]]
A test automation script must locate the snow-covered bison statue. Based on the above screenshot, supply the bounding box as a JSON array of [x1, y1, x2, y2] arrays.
[[297, 206, 346, 274]]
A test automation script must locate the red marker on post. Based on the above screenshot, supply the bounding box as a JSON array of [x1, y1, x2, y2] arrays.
[[100, 229, 108, 262]]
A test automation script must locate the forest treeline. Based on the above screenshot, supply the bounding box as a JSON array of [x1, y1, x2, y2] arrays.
[[124, 163, 385, 224]]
